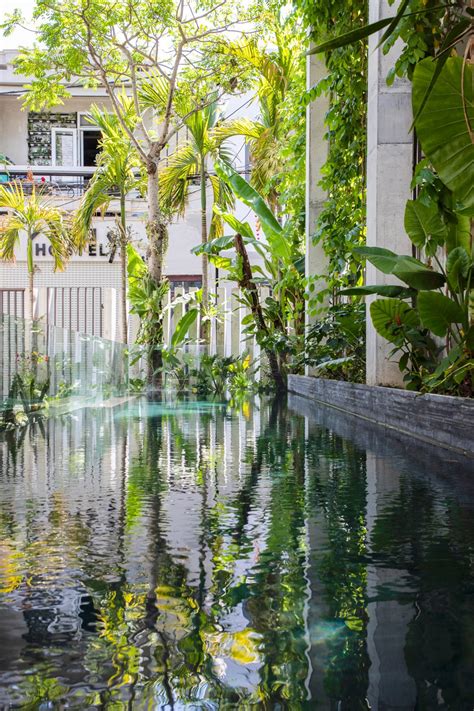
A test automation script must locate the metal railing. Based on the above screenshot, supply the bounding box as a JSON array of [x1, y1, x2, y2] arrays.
[[1, 166, 144, 199]]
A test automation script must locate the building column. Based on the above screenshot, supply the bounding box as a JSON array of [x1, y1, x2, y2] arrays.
[[305, 52, 329, 376], [366, 0, 413, 386]]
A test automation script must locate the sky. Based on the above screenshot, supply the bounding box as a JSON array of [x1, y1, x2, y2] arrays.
[[0, 0, 35, 50]]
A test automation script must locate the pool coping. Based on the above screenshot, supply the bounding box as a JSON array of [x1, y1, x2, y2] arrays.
[[287, 375, 474, 458]]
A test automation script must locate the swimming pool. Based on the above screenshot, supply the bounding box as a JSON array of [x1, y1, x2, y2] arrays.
[[0, 396, 473, 708]]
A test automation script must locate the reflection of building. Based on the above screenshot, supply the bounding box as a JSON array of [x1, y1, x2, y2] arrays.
[[0, 50, 257, 341]]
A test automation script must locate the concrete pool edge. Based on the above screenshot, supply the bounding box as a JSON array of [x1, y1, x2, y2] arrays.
[[287, 375, 474, 457]]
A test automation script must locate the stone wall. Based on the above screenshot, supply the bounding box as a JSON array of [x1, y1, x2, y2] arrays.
[[28, 112, 77, 165]]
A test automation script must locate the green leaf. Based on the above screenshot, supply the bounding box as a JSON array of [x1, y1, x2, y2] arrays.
[[307, 17, 394, 54], [410, 19, 471, 128], [209, 255, 232, 270], [355, 246, 445, 289], [370, 299, 419, 346], [127, 243, 147, 279], [446, 247, 471, 290], [417, 291, 465, 337], [404, 198, 448, 250], [379, 0, 410, 45], [392, 257, 446, 290], [413, 57, 474, 215], [171, 308, 199, 346], [192, 234, 235, 255], [214, 158, 291, 261], [353, 246, 400, 274], [339, 285, 413, 298], [307, 6, 448, 55], [213, 206, 255, 240]]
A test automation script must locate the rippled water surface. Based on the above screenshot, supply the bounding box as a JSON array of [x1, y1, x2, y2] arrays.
[[0, 396, 473, 709]]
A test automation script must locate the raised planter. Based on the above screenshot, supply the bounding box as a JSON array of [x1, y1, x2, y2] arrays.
[[287, 375, 474, 457]]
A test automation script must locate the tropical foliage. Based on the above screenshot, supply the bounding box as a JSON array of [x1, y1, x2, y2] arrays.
[[0, 181, 71, 317], [159, 98, 234, 337], [74, 101, 142, 344], [195, 158, 305, 392]]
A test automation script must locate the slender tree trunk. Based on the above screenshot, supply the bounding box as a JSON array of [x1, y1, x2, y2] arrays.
[[200, 156, 210, 349], [233, 233, 286, 393], [119, 192, 128, 345], [27, 233, 34, 321], [146, 161, 168, 389]]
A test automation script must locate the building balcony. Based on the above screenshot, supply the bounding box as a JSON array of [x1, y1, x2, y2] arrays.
[[0, 165, 145, 205]]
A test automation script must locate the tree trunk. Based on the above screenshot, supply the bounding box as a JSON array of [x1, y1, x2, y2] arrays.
[[27, 233, 35, 321], [200, 157, 210, 349], [146, 162, 168, 389], [233, 233, 286, 393], [120, 192, 128, 345]]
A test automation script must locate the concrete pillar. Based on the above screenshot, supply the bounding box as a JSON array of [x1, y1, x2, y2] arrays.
[[366, 0, 413, 386], [305, 52, 330, 376]]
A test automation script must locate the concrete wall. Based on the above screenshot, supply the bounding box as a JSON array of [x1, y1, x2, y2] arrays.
[[288, 374, 474, 456], [366, 0, 414, 386]]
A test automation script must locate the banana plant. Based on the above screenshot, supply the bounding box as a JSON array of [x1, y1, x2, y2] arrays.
[[193, 158, 305, 392]]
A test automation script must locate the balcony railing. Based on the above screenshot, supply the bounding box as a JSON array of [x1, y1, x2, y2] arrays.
[[0, 165, 144, 199]]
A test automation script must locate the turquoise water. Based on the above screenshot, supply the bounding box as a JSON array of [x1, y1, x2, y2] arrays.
[[0, 396, 473, 709]]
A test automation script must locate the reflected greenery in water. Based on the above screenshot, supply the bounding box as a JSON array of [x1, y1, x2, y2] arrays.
[[0, 397, 473, 708]]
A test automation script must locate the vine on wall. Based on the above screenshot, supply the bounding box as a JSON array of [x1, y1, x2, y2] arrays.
[[296, 0, 368, 304]]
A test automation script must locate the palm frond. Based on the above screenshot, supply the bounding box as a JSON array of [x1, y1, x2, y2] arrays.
[[159, 142, 198, 215], [212, 118, 263, 145], [0, 227, 21, 261], [139, 72, 170, 114], [208, 174, 234, 239], [74, 169, 114, 249]]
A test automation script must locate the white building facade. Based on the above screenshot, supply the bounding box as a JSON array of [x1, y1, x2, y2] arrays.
[[0, 50, 257, 343]]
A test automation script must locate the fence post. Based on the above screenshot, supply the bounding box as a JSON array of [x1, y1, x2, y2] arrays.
[[215, 286, 226, 356], [102, 288, 118, 341], [223, 285, 233, 358]]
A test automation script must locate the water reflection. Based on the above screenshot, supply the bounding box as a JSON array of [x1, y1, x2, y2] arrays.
[[0, 396, 473, 708]]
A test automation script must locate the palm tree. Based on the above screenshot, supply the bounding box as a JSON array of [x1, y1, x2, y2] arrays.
[[159, 99, 234, 344], [213, 33, 297, 213], [0, 181, 71, 319], [73, 101, 141, 344]]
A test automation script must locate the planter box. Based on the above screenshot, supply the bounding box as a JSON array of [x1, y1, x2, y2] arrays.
[[287, 375, 474, 457]]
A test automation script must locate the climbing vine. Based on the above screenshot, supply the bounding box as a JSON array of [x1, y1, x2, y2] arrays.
[[296, 0, 368, 302]]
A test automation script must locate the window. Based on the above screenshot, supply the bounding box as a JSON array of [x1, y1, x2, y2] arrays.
[[51, 128, 77, 167]]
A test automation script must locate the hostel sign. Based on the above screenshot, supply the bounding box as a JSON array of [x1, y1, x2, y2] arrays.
[[34, 237, 111, 259], [16, 224, 116, 262]]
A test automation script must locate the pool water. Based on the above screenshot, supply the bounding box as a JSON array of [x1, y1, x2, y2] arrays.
[[0, 396, 473, 709]]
